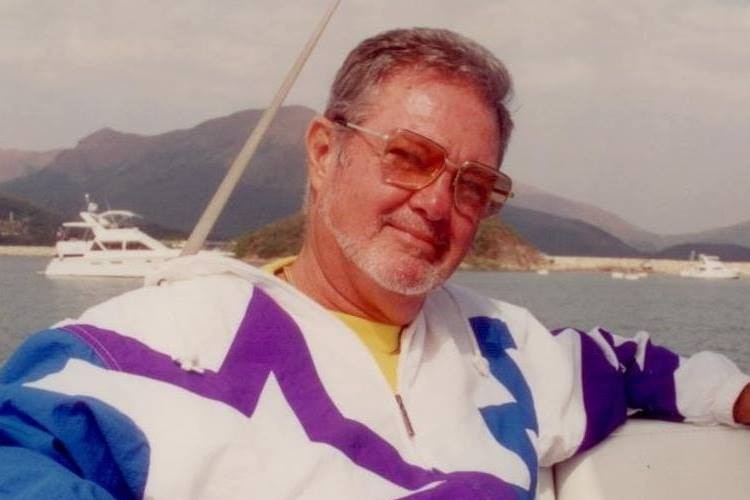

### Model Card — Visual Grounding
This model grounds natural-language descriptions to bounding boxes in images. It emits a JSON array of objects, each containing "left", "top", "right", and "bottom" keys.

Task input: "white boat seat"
[{"left": 549, "top": 419, "right": 750, "bottom": 500}]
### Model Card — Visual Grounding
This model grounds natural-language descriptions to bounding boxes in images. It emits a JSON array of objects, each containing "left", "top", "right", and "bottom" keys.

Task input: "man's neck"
[{"left": 289, "top": 243, "right": 425, "bottom": 326}]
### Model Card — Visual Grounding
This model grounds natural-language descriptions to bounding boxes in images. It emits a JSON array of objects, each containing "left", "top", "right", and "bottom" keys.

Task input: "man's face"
[{"left": 317, "top": 70, "right": 502, "bottom": 296}]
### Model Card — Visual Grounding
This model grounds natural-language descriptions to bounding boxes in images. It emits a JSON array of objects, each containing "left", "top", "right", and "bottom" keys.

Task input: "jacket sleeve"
[
  {"left": 0, "top": 329, "right": 150, "bottom": 500},
  {"left": 519, "top": 312, "right": 750, "bottom": 465}
]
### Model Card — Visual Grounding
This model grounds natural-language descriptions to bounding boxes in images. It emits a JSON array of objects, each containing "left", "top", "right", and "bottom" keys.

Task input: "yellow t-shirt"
[
  {"left": 330, "top": 311, "right": 401, "bottom": 392},
  {"left": 263, "top": 257, "right": 402, "bottom": 392}
]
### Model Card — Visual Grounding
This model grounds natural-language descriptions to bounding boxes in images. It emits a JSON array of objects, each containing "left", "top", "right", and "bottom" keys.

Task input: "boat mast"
[{"left": 181, "top": 0, "right": 342, "bottom": 256}]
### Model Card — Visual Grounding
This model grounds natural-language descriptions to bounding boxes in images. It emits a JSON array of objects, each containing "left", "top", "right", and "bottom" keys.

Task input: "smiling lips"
[{"left": 382, "top": 214, "right": 448, "bottom": 257}]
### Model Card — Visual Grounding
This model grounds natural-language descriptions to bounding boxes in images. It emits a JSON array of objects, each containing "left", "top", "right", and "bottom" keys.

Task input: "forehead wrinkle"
[
  {"left": 431, "top": 111, "right": 499, "bottom": 168},
  {"left": 412, "top": 78, "right": 500, "bottom": 166},
  {"left": 360, "top": 70, "right": 500, "bottom": 166}
]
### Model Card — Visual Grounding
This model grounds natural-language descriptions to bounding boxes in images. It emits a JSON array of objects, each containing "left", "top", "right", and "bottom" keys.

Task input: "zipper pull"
[{"left": 395, "top": 394, "right": 415, "bottom": 437}]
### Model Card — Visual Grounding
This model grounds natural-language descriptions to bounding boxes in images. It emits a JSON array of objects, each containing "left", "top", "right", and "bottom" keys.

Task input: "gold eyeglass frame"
[{"left": 334, "top": 119, "right": 513, "bottom": 218}]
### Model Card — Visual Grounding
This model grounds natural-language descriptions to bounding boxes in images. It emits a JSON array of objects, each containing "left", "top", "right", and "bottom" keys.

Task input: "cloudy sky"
[{"left": 1, "top": 0, "right": 748, "bottom": 234}]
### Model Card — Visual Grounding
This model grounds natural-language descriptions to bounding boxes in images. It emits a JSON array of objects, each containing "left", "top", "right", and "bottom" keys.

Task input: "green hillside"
[
  {"left": 0, "top": 194, "right": 61, "bottom": 245},
  {"left": 500, "top": 205, "right": 644, "bottom": 257},
  {"left": 234, "top": 212, "right": 305, "bottom": 260},
  {"left": 235, "top": 213, "right": 546, "bottom": 270},
  {"left": 464, "top": 216, "right": 547, "bottom": 270}
]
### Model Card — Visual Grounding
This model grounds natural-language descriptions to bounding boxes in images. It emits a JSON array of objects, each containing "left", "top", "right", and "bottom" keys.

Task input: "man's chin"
[
  {"left": 322, "top": 207, "right": 451, "bottom": 295},
  {"left": 364, "top": 255, "right": 449, "bottom": 296}
]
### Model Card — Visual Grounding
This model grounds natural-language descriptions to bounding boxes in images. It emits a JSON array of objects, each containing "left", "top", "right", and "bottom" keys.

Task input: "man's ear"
[{"left": 305, "top": 116, "right": 337, "bottom": 194}]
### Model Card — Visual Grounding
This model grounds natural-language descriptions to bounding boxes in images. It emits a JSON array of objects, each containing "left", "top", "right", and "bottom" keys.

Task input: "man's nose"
[{"left": 407, "top": 170, "right": 454, "bottom": 221}]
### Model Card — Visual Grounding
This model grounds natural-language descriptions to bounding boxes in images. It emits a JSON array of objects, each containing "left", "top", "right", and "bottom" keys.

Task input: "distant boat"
[
  {"left": 611, "top": 271, "right": 647, "bottom": 280},
  {"left": 679, "top": 253, "right": 740, "bottom": 280},
  {"left": 45, "top": 197, "right": 228, "bottom": 277}
]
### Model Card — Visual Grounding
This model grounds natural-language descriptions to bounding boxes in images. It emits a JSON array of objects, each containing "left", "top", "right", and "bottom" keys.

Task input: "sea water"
[
  {"left": 451, "top": 270, "right": 750, "bottom": 372},
  {"left": 1, "top": 256, "right": 748, "bottom": 371},
  {"left": 0, "top": 256, "right": 140, "bottom": 363}
]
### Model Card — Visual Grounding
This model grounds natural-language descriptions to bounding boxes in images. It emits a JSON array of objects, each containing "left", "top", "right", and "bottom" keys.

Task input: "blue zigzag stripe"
[{"left": 470, "top": 316, "right": 538, "bottom": 498}]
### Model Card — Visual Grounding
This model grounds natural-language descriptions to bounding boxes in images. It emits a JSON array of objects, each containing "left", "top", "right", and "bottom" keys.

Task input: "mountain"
[
  {"left": 657, "top": 220, "right": 750, "bottom": 250},
  {"left": 0, "top": 148, "right": 61, "bottom": 183},
  {"left": 653, "top": 243, "right": 750, "bottom": 262},
  {"left": 235, "top": 212, "right": 546, "bottom": 270},
  {"left": 235, "top": 212, "right": 306, "bottom": 260},
  {"left": 3, "top": 105, "right": 745, "bottom": 258},
  {"left": 509, "top": 183, "right": 663, "bottom": 251},
  {"left": 500, "top": 205, "right": 644, "bottom": 257},
  {"left": 509, "top": 183, "right": 750, "bottom": 255},
  {"left": 0, "top": 106, "right": 316, "bottom": 238},
  {"left": 0, "top": 194, "right": 62, "bottom": 245}
]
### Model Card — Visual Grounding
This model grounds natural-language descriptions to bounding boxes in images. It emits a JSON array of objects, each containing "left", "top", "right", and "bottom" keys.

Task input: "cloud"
[{"left": 1, "top": 0, "right": 748, "bottom": 232}]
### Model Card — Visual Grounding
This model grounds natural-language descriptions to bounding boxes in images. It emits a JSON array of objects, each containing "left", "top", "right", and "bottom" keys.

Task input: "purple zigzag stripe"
[
  {"left": 551, "top": 327, "right": 626, "bottom": 452},
  {"left": 597, "top": 329, "right": 682, "bottom": 421},
  {"left": 575, "top": 328, "right": 628, "bottom": 453},
  {"left": 62, "top": 289, "right": 524, "bottom": 498},
  {"left": 552, "top": 327, "right": 682, "bottom": 454}
]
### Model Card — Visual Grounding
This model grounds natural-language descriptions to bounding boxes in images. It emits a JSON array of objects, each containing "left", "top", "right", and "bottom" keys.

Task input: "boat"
[
  {"left": 679, "top": 253, "right": 740, "bottom": 279},
  {"left": 540, "top": 419, "right": 750, "bottom": 500},
  {"left": 45, "top": 197, "right": 228, "bottom": 277},
  {"left": 611, "top": 271, "right": 647, "bottom": 280}
]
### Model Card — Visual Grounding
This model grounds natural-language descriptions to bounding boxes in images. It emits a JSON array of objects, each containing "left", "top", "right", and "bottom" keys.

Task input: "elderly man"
[{"left": 1, "top": 28, "right": 748, "bottom": 500}]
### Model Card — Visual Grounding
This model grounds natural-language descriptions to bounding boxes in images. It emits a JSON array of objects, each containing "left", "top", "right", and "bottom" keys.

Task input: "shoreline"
[
  {"left": 543, "top": 256, "right": 750, "bottom": 277},
  {"left": 0, "top": 245, "right": 55, "bottom": 256},
  {"left": 2, "top": 246, "right": 749, "bottom": 277},
  {"left": 460, "top": 255, "right": 750, "bottom": 276}
]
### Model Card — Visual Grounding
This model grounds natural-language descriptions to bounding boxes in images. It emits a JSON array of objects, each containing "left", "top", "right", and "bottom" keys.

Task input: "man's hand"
[{"left": 734, "top": 383, "right": 750, "bottom": 425}]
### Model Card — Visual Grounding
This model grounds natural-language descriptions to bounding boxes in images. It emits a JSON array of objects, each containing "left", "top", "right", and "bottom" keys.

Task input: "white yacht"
[
  {"left": 679, "top": 253, "right": 741, "bottom": 280},
  {"left": 45, "top": 198, "right": 227, "bottom": 277},
  {"left": 611, "top": 271, "right": 648, "bottom": 280}
]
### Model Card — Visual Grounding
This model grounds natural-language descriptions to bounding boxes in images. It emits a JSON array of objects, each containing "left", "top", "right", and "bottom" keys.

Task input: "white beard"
[{"left": 319, "top": 185, "right": 449, "bottom": 296}]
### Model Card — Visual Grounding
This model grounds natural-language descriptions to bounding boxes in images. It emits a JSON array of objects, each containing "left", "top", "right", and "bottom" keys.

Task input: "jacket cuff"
[{"left": 714, "top": 373, "right": 750, "bottom": 427}]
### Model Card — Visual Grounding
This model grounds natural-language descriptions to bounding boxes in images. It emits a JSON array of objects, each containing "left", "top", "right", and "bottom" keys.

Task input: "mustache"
[{"left": 381, "top": 212, "right": 450, "bottom": 249}]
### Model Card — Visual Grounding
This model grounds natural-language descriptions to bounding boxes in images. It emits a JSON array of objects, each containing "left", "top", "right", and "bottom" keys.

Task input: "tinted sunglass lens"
[
  {"left": 485, "top": 173, "right": 512, "bottom": 216},
  {"left": 381, "top": 131, "right": 444, "bottom": 189},
  {"left": 455, "top": 166, "right": 497, "bottom": 217},
  {"left": 365, "top": 124, "right": 513, "bottom": 218}
]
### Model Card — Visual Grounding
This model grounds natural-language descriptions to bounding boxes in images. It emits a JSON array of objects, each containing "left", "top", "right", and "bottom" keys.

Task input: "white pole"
[{"left": 181, "top": 0, "right": 342, "bottom": 256}]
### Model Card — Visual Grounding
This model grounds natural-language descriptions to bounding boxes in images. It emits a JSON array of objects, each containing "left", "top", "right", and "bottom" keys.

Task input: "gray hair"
[{"left": 324, "top": 27, "right": 515, "bottom": 160}]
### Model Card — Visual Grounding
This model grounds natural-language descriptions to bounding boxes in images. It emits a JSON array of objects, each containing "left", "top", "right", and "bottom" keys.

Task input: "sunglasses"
[{"left": 334, "top": 119, "right": 513, "bottom": 219}]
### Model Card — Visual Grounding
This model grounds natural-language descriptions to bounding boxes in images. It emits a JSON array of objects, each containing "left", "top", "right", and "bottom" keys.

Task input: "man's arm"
[
  {"left": 0, "top": 448, "right": 118, "bottom": 500},
  {"left": 734, "top": 383, "right": 750, "bottom": 424},
  {"left": 444, "top": 287, "right": 750, "bottom": 466},
  {"left": 0, "top": 329, "right": 150, "bottom": 499},
  {"left": 531, "top": 322, "right": 749, "bottom": 465}
]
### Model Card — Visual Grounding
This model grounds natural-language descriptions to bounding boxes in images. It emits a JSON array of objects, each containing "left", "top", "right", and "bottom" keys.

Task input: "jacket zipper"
[{"left": 395, "top": 393, "right": 415, "bottom": 437}]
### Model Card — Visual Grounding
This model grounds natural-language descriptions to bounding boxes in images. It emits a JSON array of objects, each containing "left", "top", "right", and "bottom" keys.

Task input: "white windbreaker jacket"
[{"left": 1, "top": 255, "right": 747, "bottom": 500}]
